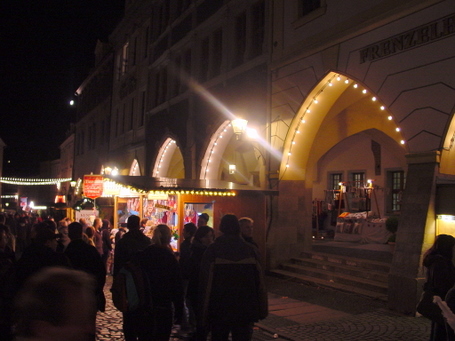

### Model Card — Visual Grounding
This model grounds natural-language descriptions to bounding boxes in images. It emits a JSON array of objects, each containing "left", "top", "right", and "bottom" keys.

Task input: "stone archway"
[
  {"left": 200, "top": 120, "right": 264, "bottom": 187},
  {"left": 269, "top": 72, "right": 408, "bottom": 266},
  {"left": 152, "top": 137, "right": 185, "bottom": 179}
]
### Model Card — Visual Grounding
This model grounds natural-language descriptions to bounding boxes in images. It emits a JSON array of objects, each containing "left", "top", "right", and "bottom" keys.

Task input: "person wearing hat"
[
  {"left": 197, "top": 213, "right": 210, "bottom": 228},
  {"left": 14, "top": 222, "right": 70, "bottom": 293}
]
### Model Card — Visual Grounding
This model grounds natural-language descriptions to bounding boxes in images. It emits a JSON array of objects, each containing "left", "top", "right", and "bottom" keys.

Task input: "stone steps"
[{"left": 270, "top": 251, "right": 391, "bottom": 301}]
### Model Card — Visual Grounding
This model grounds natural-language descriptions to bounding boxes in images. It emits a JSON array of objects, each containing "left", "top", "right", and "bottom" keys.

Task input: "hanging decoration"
[{"left": 0, "top": 177, "right": 72, "bottom": 185}]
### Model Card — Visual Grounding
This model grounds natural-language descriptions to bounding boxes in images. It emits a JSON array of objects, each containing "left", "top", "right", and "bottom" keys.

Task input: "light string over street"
[{"left": 0, "top": 177, "right": 73, "bottom": 185}]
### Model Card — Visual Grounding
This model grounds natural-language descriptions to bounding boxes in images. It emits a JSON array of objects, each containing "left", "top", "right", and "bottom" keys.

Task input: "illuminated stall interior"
[{"left": 101, "top": 176, "right": 271, "bottom": 258}]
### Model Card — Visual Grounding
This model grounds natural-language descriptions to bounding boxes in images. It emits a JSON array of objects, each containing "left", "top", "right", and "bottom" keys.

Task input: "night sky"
[{"left": 0, "top": 0, "right": 123, "bottom": 177}]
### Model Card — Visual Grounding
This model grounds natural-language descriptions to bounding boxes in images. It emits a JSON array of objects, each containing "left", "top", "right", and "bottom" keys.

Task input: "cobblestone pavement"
[{"left": 96, "top": 275, "right": 432, "bottom": 341}]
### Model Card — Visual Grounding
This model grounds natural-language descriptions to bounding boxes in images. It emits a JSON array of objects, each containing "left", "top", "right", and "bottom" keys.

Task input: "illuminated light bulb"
[
  {"left": 219, "top": 135, "right": 223, "bottom": 138},
  {"left": 214, "top": 142, "right": 217, "bottom": 145},
  {"left": 314, "top": 99, "right": 318, "bottom": 104},
  {"left": 345, "top": 79, "right": 349, "bottom": 84},
  {"left": 400, "top": 140, "right": 405, "bottom": 145},
  {"left": 372, "top": 97, "right": 377, "bottom": 101},
  {"left": 288, "top": 152, "right": 291, "bottom": 156},
  {"left": 388, "top": 116, "right": 393, "bottom": 120},
  {"left": 301, "top": 119, "right": 306, "bottom": 123},
  {"left": 286, "top": 164, "right": 289, "bottom": 168},
  {"left": 292, "top": 141, "right": 296, "bottom": 144},
  {"left": 306, "top": 109, "right": 311, "bottom": 113},
  {"left": 362, "top": 89, "right": 367, "bottom": 94},
  {"left": 380, "top": 106, "right": 385, "bottom": 110},
  {"left": 296, "top": 130, "right": 300, "bottom": 134},
  {"left": 396, "top": 127, "right": 401, "bottom": 132},
  {"left": 336, "top": 76, "right": 341, "bottom": 81},
  {"left": 354, "top": 84, "right": 358, "bottom": 88},
  {"left": 328, "top": 82, "right": 333, "bottom": 87}
]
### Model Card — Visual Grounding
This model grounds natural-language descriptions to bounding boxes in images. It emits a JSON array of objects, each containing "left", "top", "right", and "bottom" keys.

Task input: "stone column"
[
  {"left": 388, "top": 151, "right": 440, "bottom": 315},
  {"left": 267, "top": 179, "right": 312, "bottom": 268}
]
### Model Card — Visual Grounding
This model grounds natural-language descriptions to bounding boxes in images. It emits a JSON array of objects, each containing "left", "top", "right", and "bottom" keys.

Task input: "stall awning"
[{"left": 103, "top": 176, "right": 278, "bottom": 196}]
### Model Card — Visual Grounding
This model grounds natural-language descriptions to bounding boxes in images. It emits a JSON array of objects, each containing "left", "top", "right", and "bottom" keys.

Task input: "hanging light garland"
[
  {"left": 103, "top": 178, "right": 236, "bottom": 197},
  {"left": 202, "top": 121, "right": 232, "bottom": 179},
  {"left": 283, "top": 74, "right": 405, "bottom": 171},
  {"left": 0, "top": 177, "right": 73, "bottom": 185},
  {"left": 154, "top": 139, "right": 176, "bottom": 177}
]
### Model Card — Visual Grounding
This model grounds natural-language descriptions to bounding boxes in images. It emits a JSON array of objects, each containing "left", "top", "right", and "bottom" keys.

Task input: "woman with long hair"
[{"left": 423, "top": 234, "right": 455, "bottom": 340}]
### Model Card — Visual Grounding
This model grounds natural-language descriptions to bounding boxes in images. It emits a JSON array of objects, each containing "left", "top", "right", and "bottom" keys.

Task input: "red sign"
[{"left": 83, "top": 175, "right": 104, "bottom": 199}]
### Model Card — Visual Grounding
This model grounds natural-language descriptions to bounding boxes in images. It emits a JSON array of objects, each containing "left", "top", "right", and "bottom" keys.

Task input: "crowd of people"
[{"left": 0, "top": 211, "right": 267, "bottom": 341}]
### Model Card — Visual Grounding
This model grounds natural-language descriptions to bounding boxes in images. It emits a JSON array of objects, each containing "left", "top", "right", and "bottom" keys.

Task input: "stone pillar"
[
  {"left": 267, "top": 179, "right": 312, "bottom": 268},
  {"left": 388, "top": 151, "right": 440, "bottom": 315}
]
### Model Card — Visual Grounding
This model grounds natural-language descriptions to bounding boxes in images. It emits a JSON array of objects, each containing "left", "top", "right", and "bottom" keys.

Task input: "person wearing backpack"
[{"left": 113, "top": 215, "right": 151, "bottom": 341}]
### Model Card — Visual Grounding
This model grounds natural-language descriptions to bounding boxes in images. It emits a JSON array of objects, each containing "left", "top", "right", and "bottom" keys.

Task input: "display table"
[{"left": 334, "top": 213, "right": 391, "bottom": 244}]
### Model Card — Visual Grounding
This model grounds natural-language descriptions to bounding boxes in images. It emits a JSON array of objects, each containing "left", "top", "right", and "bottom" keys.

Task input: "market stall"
[{"left": 100, "top": 176, "right": 276, "bottom": 259}]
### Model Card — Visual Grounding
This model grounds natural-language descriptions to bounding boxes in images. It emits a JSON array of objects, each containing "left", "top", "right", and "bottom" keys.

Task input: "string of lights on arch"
[
  {"left": 0, "top": 177, "right": 72, "bottom": 186},
  {"left": 282, "top": 74, "right": 405, "bottom": 171},
  {"left": 202, "top": 121, "right": 232, "bottom": 180},
  {"left": 154, "top": 138, "right": 176, "bottom": 177}
]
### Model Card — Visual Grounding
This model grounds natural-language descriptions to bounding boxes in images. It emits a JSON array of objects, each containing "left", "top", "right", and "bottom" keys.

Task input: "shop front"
[{"left": 102, "top": 176, "right": 275, "bottom": 260}]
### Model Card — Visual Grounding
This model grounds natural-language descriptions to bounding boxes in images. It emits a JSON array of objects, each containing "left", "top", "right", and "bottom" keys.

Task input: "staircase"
[{"left": 270, "top": 249, "right": 391, "bottom": 301}]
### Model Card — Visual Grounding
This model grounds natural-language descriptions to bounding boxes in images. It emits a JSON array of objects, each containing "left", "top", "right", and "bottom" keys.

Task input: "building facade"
[{"left": 70, "top": 0, "right": 455, "bottom": 313}]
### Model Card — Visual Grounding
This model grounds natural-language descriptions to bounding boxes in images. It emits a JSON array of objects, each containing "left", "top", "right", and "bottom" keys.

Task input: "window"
[
  {"left": 172, "top": 55, "right": 181, "bottom": 96},
  {"left": 233, "top": 12, "right": 247, "bottom": 67},
  {"left": 211, "top": 29, "right": 222, "bottom": 77},
  {"left": 250, "top": 1, "right": 265, "bottom": 59},
  {"left": 122, "top": 103, "right": 126, "bottom": 134},
  {"left": 330, "top": 173, "right": 342, "bottom": 190},
  {"left": 182, "top": 49, "right": 191, "bottom": 92},
  {"left": 388, "top": 170, "right": 405, "bottom": 212},
  {"left": 200, "top": 37, "right": 209, "bottom": 82},
  {"left": 351, "top": 172, "right": 365, "bottom": 189},
  {"left": 132, "top": 37, "right": 137, "bottom": 66},
  {"left": 144, "top": 26, "right": 149, "bottom": 59},
  {"left": 299, "top": 0, "right": 321, "bottom": 16},
  {"left": 121, "top": 42, "right": 129, "bottom": 75},
  {"left": 139, "top": 91, "right": 146, "bottom": 127},
  {"left": 115, "top": 109, "right": 119, "bottom": 137},
  {"left": 129, "top": 97, "right": 135, "bottom": 130}
]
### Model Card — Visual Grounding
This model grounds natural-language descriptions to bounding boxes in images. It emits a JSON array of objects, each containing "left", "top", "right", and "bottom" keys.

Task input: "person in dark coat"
[
  {"left": 93, "top": 218, "right": 104, "bottom": 256},
  {"left": 422, "top": 234, "right": 455, "bottom": 341},
  {"left": 100, "top": 219, "right": 113, "bottom": 269},
  {"left": 65, "top": 222, "right": 107, "bottom": 313},
  {"left": 14, "top": 222, "right": 70, "bottom": 292},
  {"left": 179, "top": 222, "right": 198, "bottom": 279},
  {"left": 133, "top": 224, "right": 184, "bottom": 341},
  {"left": 113, "top": 215, "right": 151, "bottom": 341},
  {"left": 186, "top": 225, "right": 214, "bottom": 339},
  {"left": 199, "top": 214, "right": 268, "bottom": 341}
]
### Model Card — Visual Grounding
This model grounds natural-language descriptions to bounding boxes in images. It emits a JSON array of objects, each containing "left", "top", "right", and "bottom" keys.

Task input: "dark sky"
[{"left": 0, "top": 0, "right": 123, "bottom": 177}]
